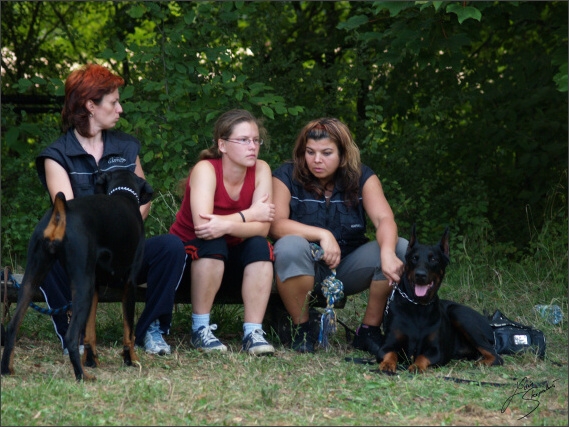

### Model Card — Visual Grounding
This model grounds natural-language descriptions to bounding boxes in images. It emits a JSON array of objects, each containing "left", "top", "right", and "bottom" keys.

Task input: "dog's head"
[
  {"left": 95, "top": 170, "right": 154, "bottom": 206},
  {"left": 401, "top": 224, "right": 450, "bottom": 305}
]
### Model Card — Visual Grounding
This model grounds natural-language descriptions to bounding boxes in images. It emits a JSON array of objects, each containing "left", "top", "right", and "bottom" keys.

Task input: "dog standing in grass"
[
  {"left": 1, "top": 169, "right": 153, "bottom": 381},
  {"left": 377, "top": 225, "right": 504, "bottom": 373}
]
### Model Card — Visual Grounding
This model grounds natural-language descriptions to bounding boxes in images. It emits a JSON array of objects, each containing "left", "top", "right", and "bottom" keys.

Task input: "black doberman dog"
[
  {"left": 377, "top": 225, "right": 503, "bottom": 373},
  {"left": 1, "top": 169, "right": 153, "bottom": 381}
]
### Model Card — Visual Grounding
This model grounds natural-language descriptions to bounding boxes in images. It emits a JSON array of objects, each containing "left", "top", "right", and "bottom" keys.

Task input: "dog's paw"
[
  {"left": 408, "top": 364, "right": 427, "bottom": 374},
  {"left": 378, "top": 351, "right": 399, "bottom": 373},
  {"left": 409, "top": 355, "right": 430, "bottom": 373},
  {"left": 82, "top": 372, "right": 97, "bottom": 382},
  {"left": 0, "top": 366, "right": 15, "bottom": 376},
  {"left": 83, "top": 348, "right": 99, "bottom": 368},
  {"left": 378, "top": 361, "right": 397, "bottom": 373}
]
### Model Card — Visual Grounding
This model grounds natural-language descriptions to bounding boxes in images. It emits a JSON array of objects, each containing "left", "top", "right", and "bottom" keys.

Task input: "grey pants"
[{"left": 273, "top": 235, "right": 409, "bottom": 296}]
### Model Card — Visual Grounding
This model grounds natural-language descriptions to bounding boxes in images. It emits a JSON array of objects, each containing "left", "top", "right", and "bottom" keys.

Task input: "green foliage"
[{"left": 1, "top": 1, "right": 567, "bottom": 268}]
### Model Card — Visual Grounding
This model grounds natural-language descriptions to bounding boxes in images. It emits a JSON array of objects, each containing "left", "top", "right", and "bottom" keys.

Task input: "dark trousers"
[
  {"left": 39, "top": 234, "right": 187, "bottom": 349},
  {"left": 180, "top": 236, "right": 274, "bottom": 301}
]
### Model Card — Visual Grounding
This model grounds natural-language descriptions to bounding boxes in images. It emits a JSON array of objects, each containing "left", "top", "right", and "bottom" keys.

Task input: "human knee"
[
  {"left": 274, "top": 235, "right": 309, "bottom": 264},
  {"left": 396, "top": 237, "right": 409, "bottom": 261},
  {"left": 159, "top": 234, "right": 185, "bottom": 256},
  {"left": 241, "top": 236, "right": 274, "bottom": 263}
]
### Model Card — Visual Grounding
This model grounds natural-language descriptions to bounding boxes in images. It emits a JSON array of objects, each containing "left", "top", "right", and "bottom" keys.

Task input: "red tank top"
[{"left": 169, "top": 158, "right": 256, "bottom": 246}]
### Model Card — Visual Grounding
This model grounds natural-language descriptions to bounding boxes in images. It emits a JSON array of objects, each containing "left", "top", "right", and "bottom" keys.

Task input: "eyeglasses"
[{"left": 223, "top": 138, "right": 264, "bottom": 146}]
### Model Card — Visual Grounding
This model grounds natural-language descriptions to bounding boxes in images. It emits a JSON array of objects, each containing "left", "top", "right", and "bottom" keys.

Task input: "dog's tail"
[{"left": 42, "top": 192, "right": 67, "bottom": 253}]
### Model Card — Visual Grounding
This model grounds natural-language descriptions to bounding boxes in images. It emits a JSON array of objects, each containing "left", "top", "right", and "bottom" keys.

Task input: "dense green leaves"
[{"left": 1, "top": 1, "right": 567, "bottom": 267}]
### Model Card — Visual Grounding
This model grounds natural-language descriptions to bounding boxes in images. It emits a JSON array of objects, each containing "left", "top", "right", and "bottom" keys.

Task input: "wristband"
[{"left": 238, "top": 211, "right": 246, "bottom": 222}]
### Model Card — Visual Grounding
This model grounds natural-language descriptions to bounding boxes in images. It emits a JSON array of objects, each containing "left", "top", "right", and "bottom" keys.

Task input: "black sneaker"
[
  {"left": 291, "top": 321, "right": 315, "bottom": 353},
  {"left": 352, "top": 324, "right": 384, "bottom": 356}
]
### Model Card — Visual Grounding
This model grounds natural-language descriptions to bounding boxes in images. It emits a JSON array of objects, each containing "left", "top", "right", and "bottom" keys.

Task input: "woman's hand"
[
  {"left": 319, "top": 231, "right": 342, "bottom": 269},
  {"left": 246, "top": 193, "right": 275, "bottom": 222},
  {"left": 381, "top": 250, "right": 404, "bottom": 286},
  {"left": 194, "top": 214, "right": 229, "bottom": 240}
]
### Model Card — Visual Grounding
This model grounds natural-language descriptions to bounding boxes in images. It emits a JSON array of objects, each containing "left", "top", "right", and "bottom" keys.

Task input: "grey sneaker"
[
  {"left": 191, "top": 324, "right": 227, "bottom": 352},
  {"left": 242, "top": 329, "right": 275, "bottom": 356},
  {"left": 144, "top": 320, "right": 171, "bottom": 355},
  {"left": 63, "top": 345, "right": 84, "bottom": 356}
]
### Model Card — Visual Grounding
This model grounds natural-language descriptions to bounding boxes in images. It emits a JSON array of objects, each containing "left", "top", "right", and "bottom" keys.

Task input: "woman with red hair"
[{"left": 36, "top": 63, "right": 186, "bottom": 356}]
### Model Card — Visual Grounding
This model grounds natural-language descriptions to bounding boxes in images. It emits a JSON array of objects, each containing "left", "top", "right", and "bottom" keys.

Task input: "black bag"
[{"left": 488, "top": 310, "right": 546, "bottom": 358}]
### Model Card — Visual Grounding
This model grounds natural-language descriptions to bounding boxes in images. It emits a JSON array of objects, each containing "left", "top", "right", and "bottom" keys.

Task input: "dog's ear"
[
  {"left": 136, "top": 175, "right": 154, "bottom": 205},
  {"left": 408, "top": 223, "right": 417, "bottom": 248},
  {"left": 440, "top": 226, "right": 450, "bottom": 262}
]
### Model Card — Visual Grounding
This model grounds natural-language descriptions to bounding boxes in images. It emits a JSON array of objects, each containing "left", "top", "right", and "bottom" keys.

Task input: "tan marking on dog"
[
  {"left": 379, "top": 351, "right": 398, "bottom": 373},
  {"left": 409, "top": 354, "right": 431, "bottom": 373},
  {"left": 476, "top": 347, "right": 499, "bottom": 366},
  {"left": 43, "top": 197, "right": 67, "bottom": 242}
]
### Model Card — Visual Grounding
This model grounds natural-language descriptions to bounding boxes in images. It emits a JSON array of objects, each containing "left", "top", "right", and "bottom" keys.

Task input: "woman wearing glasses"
[
  {"left": 270, "top": 117, "right": 408, "bottom": 354},
  {"left": 170, "top": 109, "right": 276, "bottom": 355}
]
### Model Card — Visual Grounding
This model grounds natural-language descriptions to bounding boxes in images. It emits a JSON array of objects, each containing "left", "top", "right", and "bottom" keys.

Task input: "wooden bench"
[
  {"left": 1, "top": 270, "right": 347, "bottom": 345},
  {"left": 1, "top": 273, "right": 345, "bottom": 308}
]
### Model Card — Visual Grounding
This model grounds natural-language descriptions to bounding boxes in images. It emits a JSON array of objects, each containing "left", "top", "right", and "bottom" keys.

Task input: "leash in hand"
[{"left": 309, "top": 243, "right": 344, "bottom": 348}]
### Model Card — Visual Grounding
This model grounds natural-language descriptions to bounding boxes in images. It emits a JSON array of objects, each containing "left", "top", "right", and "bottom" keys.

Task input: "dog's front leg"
[
  {"left": 378, "top": 351, "right": 399, "bottom": 373},
  {"left": 83, "top": 291, "right": 100, "bottom": 368},
  {"left": 476, "top": 347, "right": 504, "bottom": 367},
  {"left": 408, "top": 354, "right": 432, "bottom": 373}
]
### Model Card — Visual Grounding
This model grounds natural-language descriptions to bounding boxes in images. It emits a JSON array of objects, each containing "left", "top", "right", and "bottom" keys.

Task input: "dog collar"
[
  {"left": 384, "top": 284, "right": 435, "bottom": 316},
  {"left": 108, "top": 186, "right": 139, "bottom": 204},
  {"left": 395, "top": 285, "right": 420, "bottom": 304}
]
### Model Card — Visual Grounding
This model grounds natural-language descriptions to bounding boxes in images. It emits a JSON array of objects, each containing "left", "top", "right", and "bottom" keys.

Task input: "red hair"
[{"left": 61, "top": 63, "right": 124, "bottom": 136}]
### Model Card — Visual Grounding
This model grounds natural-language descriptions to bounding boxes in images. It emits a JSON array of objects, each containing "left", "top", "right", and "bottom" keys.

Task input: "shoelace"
[
  {"left": 148, "top": 321, "right": 162, "bottom": 337},
  {"left": 199, "top": 324, "right": 221, "bottom": 345},
  {"left": 147, "top": 322, "right": 169, "bottom": 348},
  {"left": 248, "top": 329, "right": 267, "bottom": 343}
]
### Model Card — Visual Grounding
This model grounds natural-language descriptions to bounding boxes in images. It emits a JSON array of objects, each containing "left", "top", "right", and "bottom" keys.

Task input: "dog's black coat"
[
  {"left": 377, "top": 225, "right": 503, "bottom": 373},
  {"left": 1, "top": 170, "right": 153, "bottom": 381}
]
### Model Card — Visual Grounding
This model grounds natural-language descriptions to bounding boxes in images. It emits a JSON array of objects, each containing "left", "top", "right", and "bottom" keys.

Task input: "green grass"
[{"left": 2, "top": 236, "right": 567, "bottom": 426}]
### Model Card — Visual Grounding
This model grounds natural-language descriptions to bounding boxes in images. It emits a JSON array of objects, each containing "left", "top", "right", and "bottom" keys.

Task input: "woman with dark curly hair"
[{"left": 270, "top": 117, "right": 408, "bottom": 353}]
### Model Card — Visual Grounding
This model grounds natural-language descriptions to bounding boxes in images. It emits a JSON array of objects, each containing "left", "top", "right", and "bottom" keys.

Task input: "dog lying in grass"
[{"left": 377, "top": 225, "right": 504, "bottom": 373}]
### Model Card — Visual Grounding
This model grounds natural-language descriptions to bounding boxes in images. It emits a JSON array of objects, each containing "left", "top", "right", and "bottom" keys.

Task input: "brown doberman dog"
[
  {"left": 1, "top": 169, "right": 153, "bottom": 381},
  {"left": 377, "top": 225, "right": 504, "bottom": 373}
]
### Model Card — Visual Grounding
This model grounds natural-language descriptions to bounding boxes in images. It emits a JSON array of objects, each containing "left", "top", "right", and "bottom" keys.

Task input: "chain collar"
[
  {"left": 108, "top": 186, "right": 139, "bottom": 204},
  {"left": 384, "top": 282, "right": 435, "bottom": 316}
]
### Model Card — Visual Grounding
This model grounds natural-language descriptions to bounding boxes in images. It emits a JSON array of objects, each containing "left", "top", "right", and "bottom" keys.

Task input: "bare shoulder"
[
  {"left": 189, "top": 160, "right": 217, "bottom": 189},
  {"left": 255, "top": 159, "right": 271, "bottom": 170},
  {"left": 191, "top": 159, "right": 215, "bottom": 176},
  {"left": 255, "top": 159, "right": 273, "bottom": 176}
]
